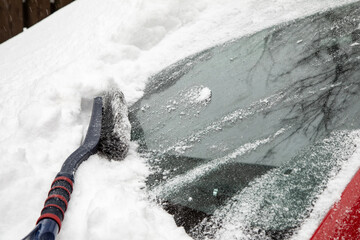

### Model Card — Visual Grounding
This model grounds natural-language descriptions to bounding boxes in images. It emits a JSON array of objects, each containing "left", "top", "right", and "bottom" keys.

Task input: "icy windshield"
[{"left": 130, "top": 2, "right": 360, "bottom": 239}]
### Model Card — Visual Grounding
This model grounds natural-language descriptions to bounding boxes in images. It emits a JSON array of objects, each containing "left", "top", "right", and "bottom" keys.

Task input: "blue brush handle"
[
  {"left": 23, "top": 219, "right": 59, "bottom": 240},
  {"left": 23, "top": 97, "right": 103, "bottom": 240}
]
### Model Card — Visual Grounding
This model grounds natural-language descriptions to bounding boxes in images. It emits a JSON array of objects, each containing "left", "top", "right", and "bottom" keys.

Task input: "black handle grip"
[{"left": 36, "top": 173, "right": 74, "bottom": 231}]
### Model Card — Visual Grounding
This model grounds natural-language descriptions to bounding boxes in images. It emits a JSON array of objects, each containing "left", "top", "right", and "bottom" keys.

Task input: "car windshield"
[{"left": 130, "top": 2, "right": 360, "bottom": 239}]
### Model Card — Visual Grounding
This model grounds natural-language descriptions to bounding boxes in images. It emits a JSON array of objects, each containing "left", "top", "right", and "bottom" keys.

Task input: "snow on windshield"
[{"left": 131, "top": 1, "right": 360, "bottom": 239}]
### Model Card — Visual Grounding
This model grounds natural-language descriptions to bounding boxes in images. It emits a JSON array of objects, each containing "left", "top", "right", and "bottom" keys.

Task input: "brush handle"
[
  {"left": 36, "top": 172, "right": 74, "bottom": 232},
  {"left": 23, "top": 97, "right": 103, "bottom": 240}
]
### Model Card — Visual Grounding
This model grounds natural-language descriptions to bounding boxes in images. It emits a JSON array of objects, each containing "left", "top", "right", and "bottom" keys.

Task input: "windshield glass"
[{"left": 130, "top": 2, "right": 360, "bottom": 239}]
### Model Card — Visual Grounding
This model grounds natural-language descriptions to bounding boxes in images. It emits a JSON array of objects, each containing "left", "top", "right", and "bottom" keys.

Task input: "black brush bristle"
[{"left": 98, "top": 91, "right": 131, "bottom": 161}]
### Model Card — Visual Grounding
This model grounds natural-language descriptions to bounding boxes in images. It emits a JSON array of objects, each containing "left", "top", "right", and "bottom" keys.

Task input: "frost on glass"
[
  {"left": 192, "top": 131, "right": 359, "bottom": 240},
  {"left": 130, "top": 2, "right": 360, "bottom": 239}
]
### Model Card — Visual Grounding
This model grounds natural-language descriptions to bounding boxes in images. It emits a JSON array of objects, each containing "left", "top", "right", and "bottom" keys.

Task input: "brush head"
[{"left": 98, "top": 90, "right": 131, "bottom": 161}]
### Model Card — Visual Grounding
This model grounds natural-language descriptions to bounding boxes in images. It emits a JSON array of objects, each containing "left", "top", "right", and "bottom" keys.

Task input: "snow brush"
[{"left": 23, "top": 91, "right": 131, "bottom": 240}]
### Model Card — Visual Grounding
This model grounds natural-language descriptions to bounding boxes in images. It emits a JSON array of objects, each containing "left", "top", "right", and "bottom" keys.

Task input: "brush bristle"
[{"left": 98, "top": 90, "right": 131, "bottom": 161}]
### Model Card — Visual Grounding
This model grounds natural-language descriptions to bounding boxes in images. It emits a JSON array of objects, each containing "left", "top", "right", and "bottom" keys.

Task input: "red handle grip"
[{"left": 36, "top": 174, "right": 74, "bottom": 231}]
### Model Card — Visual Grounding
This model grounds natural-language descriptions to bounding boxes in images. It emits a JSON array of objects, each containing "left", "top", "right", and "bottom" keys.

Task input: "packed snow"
[
  {"left": 0, "top": 0, "right": 359, "bottom": 239},
  {"left": 196, "top": 87, "right": 211, "bottom": 103}
]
